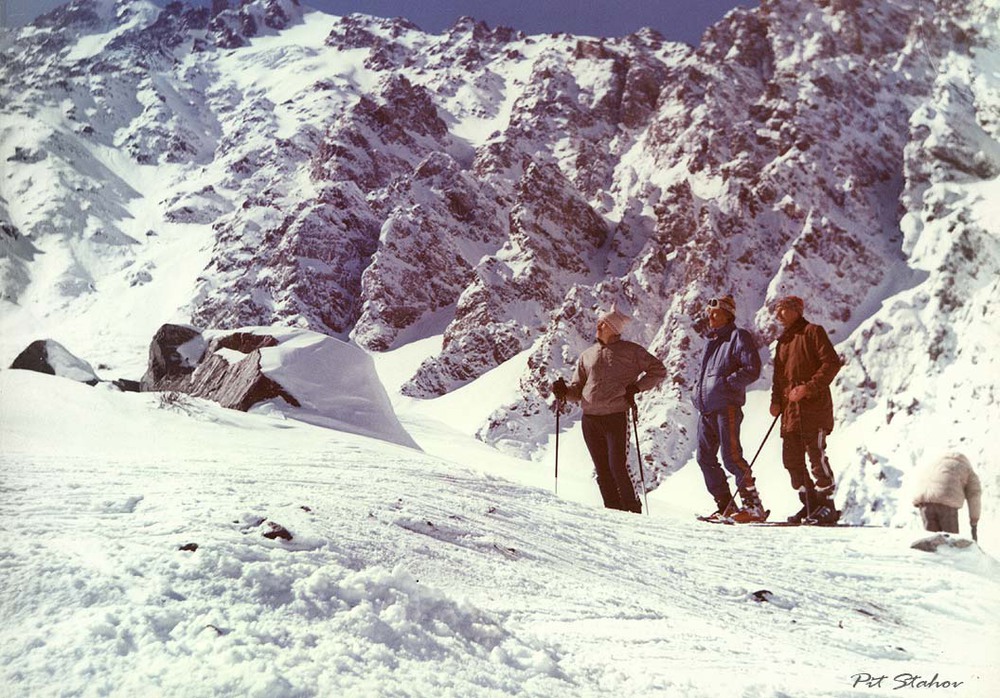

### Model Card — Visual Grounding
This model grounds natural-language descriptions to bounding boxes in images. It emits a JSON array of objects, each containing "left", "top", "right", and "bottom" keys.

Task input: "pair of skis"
[{"left": 697, "top": 514, "right": 852, "bottom": 527}]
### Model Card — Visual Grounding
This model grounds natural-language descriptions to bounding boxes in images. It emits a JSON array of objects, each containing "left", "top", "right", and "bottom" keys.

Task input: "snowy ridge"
[{"left": 0, "top": 0, "right": 998, "bottom": 529}]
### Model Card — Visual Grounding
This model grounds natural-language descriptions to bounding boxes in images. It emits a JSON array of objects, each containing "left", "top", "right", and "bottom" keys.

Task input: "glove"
[
  {"left": 769, "top": 403, "right": 782, "bottom": 417},
  {"left": 972, "top": 523, "right": 978, "bottom": 542},
  {"left": 552, "top": 378, "right": 568, "bottom": 401},
  {"left": 625, "top": 383, "right": 639, "bottom": 407}
]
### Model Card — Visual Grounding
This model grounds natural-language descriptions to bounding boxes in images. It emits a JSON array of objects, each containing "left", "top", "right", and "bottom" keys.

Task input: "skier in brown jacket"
[
  {"left": 553, "top": 307, "right": 666, "bottom": 513},
  {"left": 769, "top": 296, "right": 843, "bottom": 524}
]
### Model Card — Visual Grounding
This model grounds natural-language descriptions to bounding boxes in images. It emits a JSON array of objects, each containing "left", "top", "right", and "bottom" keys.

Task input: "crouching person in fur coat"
[{"left": 913, "top": 452, "right": 982, "bottom": 542}]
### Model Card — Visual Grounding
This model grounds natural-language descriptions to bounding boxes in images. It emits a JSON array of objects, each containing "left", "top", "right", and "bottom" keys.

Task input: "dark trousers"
[
  {"left": 696, "top": 405, "right": 755, "bottom": 504},
  {"left": 582, "top": 412, "right": 640, "bottom": 513},
  {"left": 782, "top": 427, "right": 835, "bottom": 497},
  {"left": 919, "top": 503, "right": 959, "bottom": 534}
]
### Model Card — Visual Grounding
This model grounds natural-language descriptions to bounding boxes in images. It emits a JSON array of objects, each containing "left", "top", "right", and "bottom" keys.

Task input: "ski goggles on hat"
[{"left": 706, "top": 297, "right": 736, "bottom": 315}]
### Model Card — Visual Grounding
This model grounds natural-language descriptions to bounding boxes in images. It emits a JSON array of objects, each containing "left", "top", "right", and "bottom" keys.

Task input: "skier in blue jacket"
[{"left": 693, "top": 295, "right": 766, "bottom": 522}]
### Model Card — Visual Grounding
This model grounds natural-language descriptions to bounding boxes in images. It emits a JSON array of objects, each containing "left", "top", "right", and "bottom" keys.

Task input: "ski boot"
[
  {"left": 698, "top": 495, "right": 737, "bottom": 523},
  {"left": 730, "top": 486, "right": 769, "bottom": 523},
  {"left": 804, "top": 497, "right": 840, "bottom": 525},
  {"left": 788, "top": 487, "right": 820, "bottom": 524}
]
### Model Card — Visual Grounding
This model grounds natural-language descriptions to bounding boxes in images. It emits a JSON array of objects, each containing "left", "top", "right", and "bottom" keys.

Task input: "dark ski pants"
[
  {"left": 696, "top": 405, "right": 755, "bottom": 504},
  {"left": 581, "top": 412, "right": 640, "bottom": 513},
  {"left": 782, "top": 427, "right": 835, "bottom": 498},
  {"left": 918, "top": 503, "right": 959, "bottom": 534}
]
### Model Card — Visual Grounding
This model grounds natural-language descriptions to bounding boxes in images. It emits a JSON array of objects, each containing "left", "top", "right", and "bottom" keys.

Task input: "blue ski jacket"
[{"left": 693, "top": 322, "right": 761, "bottom": 414}]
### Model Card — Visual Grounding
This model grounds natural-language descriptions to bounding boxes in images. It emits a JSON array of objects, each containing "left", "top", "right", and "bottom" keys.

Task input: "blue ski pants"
[{"left": 696, "top": 405, "right": 756, "bottom": 504}]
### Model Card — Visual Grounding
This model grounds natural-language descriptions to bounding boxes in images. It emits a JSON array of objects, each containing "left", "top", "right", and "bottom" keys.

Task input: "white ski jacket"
[{"left": 912, "top": 453, "right": 982, "bottom": 524}]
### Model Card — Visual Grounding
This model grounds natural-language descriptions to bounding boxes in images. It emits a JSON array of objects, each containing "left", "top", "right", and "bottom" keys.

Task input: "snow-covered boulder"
[
  {"left": 243, "top": 327, "right": 419, "bottom": 449},
  {"left": 9, "top": 339, "right": 100, "bottom": 385},
  {"left": 141, "top": 324, "right": 419, "bottom": 449}
]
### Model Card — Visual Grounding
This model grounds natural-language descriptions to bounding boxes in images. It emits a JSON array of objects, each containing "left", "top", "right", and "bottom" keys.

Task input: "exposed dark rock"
[
  {"left": 11, "top": 341, "right": 58, "bottom": 376},
  {"left": 10, "top": 339, "right": 100, "bottom": 385},
  {"left": 113, "top": 378, "right": 142, "bottom": 392},
  {"left": 186, "top": 347, "right": 300, "bottom": 411},
  {"left": 7, "top": 147, "right": 46, "bottom": 163},
  {"left": 262, "top": 521, "right": 293, "bottom": 540},
  {"left": 212, "top": 332, "right": 280, "bottom": 354},
  {"left": 140, "top": 324, "right": 204, "bottom": 391},
  {"left": 140, "top": 324, "right": 300, "bottom": 411}
]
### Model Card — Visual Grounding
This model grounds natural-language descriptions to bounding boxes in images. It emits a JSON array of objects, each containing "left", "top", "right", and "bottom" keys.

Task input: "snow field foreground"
[{"left": 1, "top": 370, "right": 999, "bottom": 698}]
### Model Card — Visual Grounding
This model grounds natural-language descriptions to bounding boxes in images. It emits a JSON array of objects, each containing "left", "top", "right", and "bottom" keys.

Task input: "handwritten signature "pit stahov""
[{"left": 852, "top": 673, "right": 965, "bottom": 690}]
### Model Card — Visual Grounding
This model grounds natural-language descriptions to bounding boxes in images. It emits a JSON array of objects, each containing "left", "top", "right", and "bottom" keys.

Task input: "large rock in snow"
[
  {"left": 141, "top": 323, "right": 206, "bottom": 391},
  {"left": 9, "top": 339, "right": 100, "bottom": 385},
  {"left": 141, "top": 325, "right": 418, "bottom": 449},
  {"left": 187, "top": 332, "right": 301, "bottom": 411},
  {"left": 10, "top": 339, "right": 101, "bottom": 385}
]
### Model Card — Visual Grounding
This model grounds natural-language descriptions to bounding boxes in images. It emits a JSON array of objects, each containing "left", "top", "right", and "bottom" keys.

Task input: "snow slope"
[{"left": 1, "top": 368, "right": 998, "bottom": 698}]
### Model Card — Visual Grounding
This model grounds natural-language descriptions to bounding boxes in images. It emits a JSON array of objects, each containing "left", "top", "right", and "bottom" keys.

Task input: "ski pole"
[
  {"left": 554, "top": 399, "right": 562, "bottom": 494},
  {"left": 629, "top": 397, "right": 649, "bottom": 515},
  {"left": 748, "top": 412, "right": 780, "bottom": 470},
  {"left": 719, "top": 411, "right": 781, "bottom": 517}
]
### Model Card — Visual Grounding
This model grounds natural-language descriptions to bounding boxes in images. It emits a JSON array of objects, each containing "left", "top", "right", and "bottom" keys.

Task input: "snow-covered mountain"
[{"left": 1, "top": 0, "right": 998, "bottom": 526}]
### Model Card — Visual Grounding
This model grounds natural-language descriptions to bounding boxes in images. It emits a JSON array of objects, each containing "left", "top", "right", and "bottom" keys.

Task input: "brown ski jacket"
[{"left": 770, "top": 317, "right": 841, "bottom": 435}]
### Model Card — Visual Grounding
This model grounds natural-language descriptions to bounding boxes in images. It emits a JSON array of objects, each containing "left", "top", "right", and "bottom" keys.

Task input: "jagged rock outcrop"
[
  {"left": 137, "top": 325, "right": 417, "bottom": 448},
  {"left": 141, "top": 323, "right": 205, "bottom": 392},
  {"left": 353, "top": 152, "right": 508, "bottom": 351},
  {"left": 401, "top": 160, "right": 609, "bottom": 397},
  {"left": 140, "top": 324, "right": 298, "bottom": 409},
  {"left": 186, "top": 334, "right": 301, "bottom": 412},
  {"left": 0, "top": 205, "right": 40, "bottom": 302}
]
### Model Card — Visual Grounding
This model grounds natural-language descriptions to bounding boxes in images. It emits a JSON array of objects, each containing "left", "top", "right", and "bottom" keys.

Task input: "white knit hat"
[{"left": 598, "top": 306, "right": 632, "bottom": 335}]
